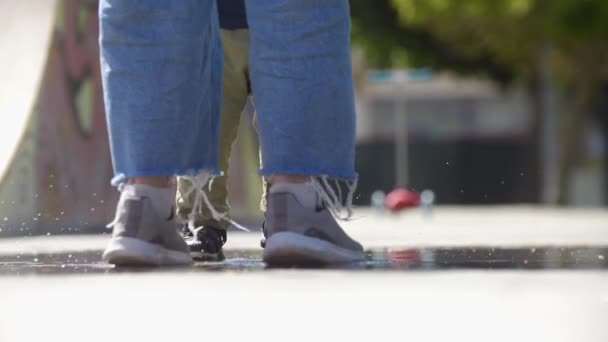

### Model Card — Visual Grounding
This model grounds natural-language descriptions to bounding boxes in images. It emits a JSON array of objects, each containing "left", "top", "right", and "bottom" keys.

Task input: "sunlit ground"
[{"left": 0, "top": 207, "right": 606, "bottom": 341}]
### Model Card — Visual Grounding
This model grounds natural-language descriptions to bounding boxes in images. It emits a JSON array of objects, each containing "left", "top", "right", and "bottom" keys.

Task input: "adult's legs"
[
  {"left": 99, "top": 0, "right": 362, "bottom": 266},
  {"left": 246, "top": 0, "right": 363, "bottom": 264},
  {"left": 99, "top": 0, "right": 223, "bottom": 266},
  {"left": 100, "top": 1, "right": 223, "bottom": 182},
  {"left": 246, "top": 0, "right": 357, "bottom": 180}
]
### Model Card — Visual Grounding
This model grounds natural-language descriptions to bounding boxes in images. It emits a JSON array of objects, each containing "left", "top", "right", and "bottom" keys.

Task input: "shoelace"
[
  {"left": 311, "top": 176, "right": 357, "bottom": 221},
  {"left": 179, "top": 224, "right": 193, "bottom": 238},
  {"left": 106, "top": 175, "right": 357, "bottom": 230},
  {"left": 181, "top": 172, "right": 251, "bottom": 236},
  {"left": 106, "top": 177, "right": 252, "bottom": 233}
]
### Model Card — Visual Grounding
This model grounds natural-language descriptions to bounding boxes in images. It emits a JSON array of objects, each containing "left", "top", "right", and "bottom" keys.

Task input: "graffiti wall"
[
  {"left": 0, "top": 0, "right": 264, "bottom": 236},
  {"left": 0, "top": 0, "right": 116, "bottom": 236},
  {"left": 35, "top": 0, "right": 116, "bottom": 234}
]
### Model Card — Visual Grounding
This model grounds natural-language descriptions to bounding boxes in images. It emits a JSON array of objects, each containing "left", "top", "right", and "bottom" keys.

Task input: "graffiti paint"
[
  {"left": 0, "top": 0, "right": 264, "bottom": 236},
  {"left": 35, "top": 0, "right": 116, "bottom": 233}
]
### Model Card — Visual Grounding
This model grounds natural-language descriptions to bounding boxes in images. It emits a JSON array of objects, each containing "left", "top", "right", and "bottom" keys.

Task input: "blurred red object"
[
  {"left": 385, "top": 188, "right": 420, "bottom": 212},
  {"left": 387, "top": 249, "right": 421, "bottom": 267}
]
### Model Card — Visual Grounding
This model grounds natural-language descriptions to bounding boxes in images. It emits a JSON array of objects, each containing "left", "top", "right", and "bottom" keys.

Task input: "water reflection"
[{"left": 0, "top": 246, "right": 606, "bottom": 275}]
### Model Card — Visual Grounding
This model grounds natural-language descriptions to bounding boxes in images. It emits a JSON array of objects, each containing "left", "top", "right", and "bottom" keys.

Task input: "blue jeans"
[{"left": 100, "top": 0, "right": 357, "bottom": 185}]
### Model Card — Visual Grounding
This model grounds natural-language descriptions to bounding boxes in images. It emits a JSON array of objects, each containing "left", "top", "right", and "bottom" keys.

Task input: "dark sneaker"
[
  {"left": 180, "top": 225, "right": 227, "bottom": 262},
  {"left": 103, "top": 190, "right": 192, "bottom": 267},
  {"left": 263, "top": 191, "right": 364, "bottom": 266}
]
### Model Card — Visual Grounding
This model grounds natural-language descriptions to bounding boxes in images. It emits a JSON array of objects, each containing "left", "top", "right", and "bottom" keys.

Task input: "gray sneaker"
[
  {"left": 263, "top": 191, "right": 364, "bottom": 266},
  {"left": 103, "top": 194, "right": 193, "bottom": 267}
]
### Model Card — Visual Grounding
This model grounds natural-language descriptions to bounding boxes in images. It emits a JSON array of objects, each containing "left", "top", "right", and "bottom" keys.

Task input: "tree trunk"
[
  {"left": 526, "top": 72, "right": 543, "bottom": 203},
  {"left": 555, "top": 80, "right": 596, "bottom": 205},
  {"left": 596, "top": 83, "right": 608, "bottom": 205}
]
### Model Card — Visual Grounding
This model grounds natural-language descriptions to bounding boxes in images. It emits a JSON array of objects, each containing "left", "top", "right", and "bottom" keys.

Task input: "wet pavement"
[
  {"left": 0, "top": 208, "right": 606, "bottom": 342},
  {"left": 0, "top": 246, "right": 606, "bottom": 275}
]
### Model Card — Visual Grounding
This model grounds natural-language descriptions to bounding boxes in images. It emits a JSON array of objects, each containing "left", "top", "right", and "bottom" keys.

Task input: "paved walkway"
[
  {"left": 0, "top": 206, "right": 606, "bottom": 342},
  {"left": 0, "top": 271, "right": 606, "bottom": 341}
]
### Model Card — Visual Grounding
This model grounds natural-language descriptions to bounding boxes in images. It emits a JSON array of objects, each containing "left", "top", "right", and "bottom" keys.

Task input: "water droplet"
[
  {"left": 61, "top": 264, "right": 66, "bottom": 269},
  {"left": 445, "top": 162, "right": 450, "bottom": 165},
  {"left": 68, "top": 254, "right": 73, "bottom": 258},
  {"left": 33, "top": 258, "right": 38, "bottom": 262}
]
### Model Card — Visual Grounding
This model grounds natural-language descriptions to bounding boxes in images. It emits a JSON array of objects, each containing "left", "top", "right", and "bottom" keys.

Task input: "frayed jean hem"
[{"left": 111, "top": 168, "right": 222, "bottom": 187}]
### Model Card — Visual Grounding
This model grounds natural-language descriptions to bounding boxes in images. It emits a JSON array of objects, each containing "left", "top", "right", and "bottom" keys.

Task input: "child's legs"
[
  {"left": 176, "top": 29, "right": 251, "bottom": 229},
  {"left": 246, "top": 0, "right": 357, "bottom": 181},
  {"left": 99, "top": 1, "right": 223, "bottom": 185}
]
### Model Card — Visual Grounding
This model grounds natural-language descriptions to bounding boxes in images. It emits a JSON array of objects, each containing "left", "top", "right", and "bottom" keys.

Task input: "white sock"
[
  {"left": 121, "top": 184, "right": 174, "bottom": 216},
  {"left": 269, "top": 181, "right": 317, "bottom": 209}
]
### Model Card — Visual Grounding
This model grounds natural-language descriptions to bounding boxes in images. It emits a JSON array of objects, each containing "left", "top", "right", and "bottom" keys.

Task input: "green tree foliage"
[
  {"left": 386, "top": 0, "right": 608, "bottom": 82},
  {"left": 350, "top": 0, "right": 514, "bottom": 84}
]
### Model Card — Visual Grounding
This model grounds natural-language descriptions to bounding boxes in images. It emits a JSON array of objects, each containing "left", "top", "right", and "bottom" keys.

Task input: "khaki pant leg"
[{"left": 176, "top": 29, "right": 250, "bottom": 229}]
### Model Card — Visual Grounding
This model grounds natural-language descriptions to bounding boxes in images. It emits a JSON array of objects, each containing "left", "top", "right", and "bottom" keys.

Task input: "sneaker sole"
[
  {"left": 103, "top": 237, "right": 193, "bottom": 267},
  {"left": 263, "top": 232, "right": 364, "bottom": 266}
]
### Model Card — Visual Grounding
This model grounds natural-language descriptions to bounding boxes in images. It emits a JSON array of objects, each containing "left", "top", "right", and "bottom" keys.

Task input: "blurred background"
[
  {"left": 350, "top": 0, "right": 607, "bottom": 208},
  {"left": 0, "top": 0, "right": 606, "bottom": 238}
]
